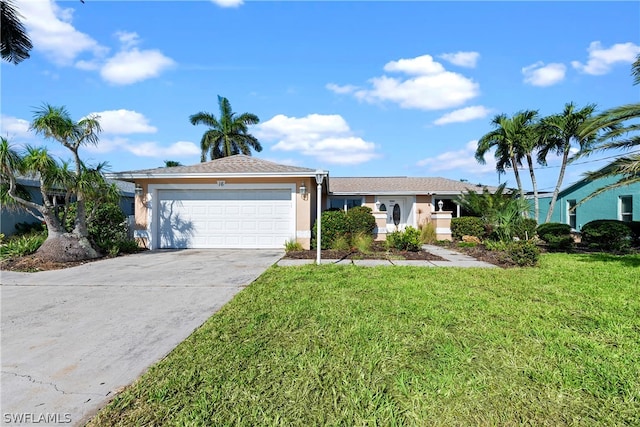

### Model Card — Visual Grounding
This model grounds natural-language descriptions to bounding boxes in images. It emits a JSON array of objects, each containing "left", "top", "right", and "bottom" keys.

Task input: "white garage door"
[{"left": 157, "top": 189, "right": 293, "bottom": 249}]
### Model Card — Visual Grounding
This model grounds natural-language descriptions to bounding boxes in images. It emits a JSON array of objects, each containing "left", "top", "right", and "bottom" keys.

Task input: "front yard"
[{"left": 89, "top": 253, "right": 640, "bottom": 426}]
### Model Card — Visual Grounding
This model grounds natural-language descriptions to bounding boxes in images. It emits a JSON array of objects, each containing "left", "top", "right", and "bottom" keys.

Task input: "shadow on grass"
[{"left": 574, "top": 251, "right": 640, "bottom": 268}]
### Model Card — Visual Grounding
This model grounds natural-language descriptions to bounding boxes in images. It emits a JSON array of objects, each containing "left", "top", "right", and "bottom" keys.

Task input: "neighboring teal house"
[{"left": 536, "top": 172, "right": 639, "bottom": 231}]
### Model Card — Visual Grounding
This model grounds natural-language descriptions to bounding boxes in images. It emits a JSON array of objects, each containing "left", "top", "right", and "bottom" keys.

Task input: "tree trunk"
[
  {"left": 510, "top": 155, "right": 527, "bottom": 216},
  {"left": 36, "top": 234, "right": 100, "bottom": 262},
  {"left": 526, "top": 154, "right": 539, "bottom": 223},
  {"left": 545, "top": 145, "right": 570, "bottom": 223}
]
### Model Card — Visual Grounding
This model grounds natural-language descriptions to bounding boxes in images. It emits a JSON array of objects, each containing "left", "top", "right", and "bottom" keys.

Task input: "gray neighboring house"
[{"left": 1, "top": 177, "right": 135, "bottom": 237}]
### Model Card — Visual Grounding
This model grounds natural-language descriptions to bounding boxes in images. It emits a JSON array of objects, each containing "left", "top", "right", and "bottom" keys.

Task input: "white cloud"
[
  {"left": 17, "top": 0, "right": 107, "bottom": 65},
  {"left": 85, "top": 137, "right": 199, "bottom": 158},
  {"left": 88, "top": 110, "right": 157, "bottom": 135},
  {"left": 0, "top": 115, "right": 32, "bottom": 140},
  {"left": 256, "top": 114, "right": 379, "bottom": 165},
  {"left": 417, "top": 140, "right": 496, "bottom": 174},
  {"left": 333, "top": 54, "right": 479, "bottom": 111},
  {"left": 434, "top": 106, "right": 491, "bottom": 125},
  {"left": 211, "top": 0, "right": 244, "bottom": 7},
  {"left": 101, "top": 48, "right": 175, "bottom": 85},
  {"left": 15, "top": 1, "right": 174, "bottom": 85},
  {"left": 99, "top": 31, "right": 175, "bottom": 85},
  {"left": 439, "top": 51, "right": 480, "bottom": 68},
  {"left": 571, "top": 41, "right": 640, "bottom": 75},
  {"left": 326, "top": 83, "right": 359, "bottom": 94},
  {"left": 522, "top": 61, "right": 567, "bottom": 87}
]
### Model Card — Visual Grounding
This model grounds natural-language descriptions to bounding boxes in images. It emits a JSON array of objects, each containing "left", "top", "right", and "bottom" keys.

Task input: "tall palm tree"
[
  {"left": 476, "top": 112, "right": 537, "bottom": 202},
  {"left": 1, "top": 0, "right": 33, "bottom": 64},
  {"left": 536, "top": 103, "right": 599, "bottom": 223},
  {"left": 632, "top": 53, "right": 640, "bottom": 86},
  {"left": 189, "top": 96, "right": 262, "bottom": 162}
]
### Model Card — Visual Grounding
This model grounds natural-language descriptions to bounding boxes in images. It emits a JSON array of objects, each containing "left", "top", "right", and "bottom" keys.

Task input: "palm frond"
[{"left": 1, "top": 0, "right": 32, "bottom": 64}]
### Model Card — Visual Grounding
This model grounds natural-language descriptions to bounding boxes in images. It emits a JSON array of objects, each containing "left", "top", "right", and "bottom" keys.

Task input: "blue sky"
[{"left": 2, "top": 0, "right": 639, "bottom": 194}]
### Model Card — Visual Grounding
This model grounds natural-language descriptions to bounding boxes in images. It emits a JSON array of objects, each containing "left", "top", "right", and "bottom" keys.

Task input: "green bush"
[
  {"left": 0, "top": 230, "right": 47, "bottom": 259},
  {"left": 513, "top": 218, "right": 538, "bottom": 240},
  {"left": 627, "top": 221, "right": 640, "bottom": 246},
  {"left": 581, "top": 220, "right": 633, "bottom": 252},
  {"left": 536, "top": 222, "right": 571, "bottom": 238},
  {"left": 312, "top": 210, "right": 348, "bottom": 249},
  {"left": 386, "top": 226, "right": 422, "bottom": 252},
  {"left": 345, "top": 206, "right": 376, "bottom": 236},
  {"left": 66, "top": 202, "right": 137, "bottom": 256},
  {"left": 457, "top": 241, "right": 477, "bottom": 248},
  {"left": 505, "top": 240, "right": 540, "bottom": 267},
  {"left": 451, "top": 217, "right": 486, "bottom": 241},
  {"left": 536, "top": 222, "right": 574, "bottom": 251},
  {"left": 14, "top": 221, "right": 45, "bottom": 235}
]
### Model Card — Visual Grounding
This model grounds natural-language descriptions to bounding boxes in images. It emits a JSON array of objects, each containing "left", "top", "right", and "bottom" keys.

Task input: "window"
[
  {"left": 329, "top": 198, "right": 362, "bottom": 211},
  {"left": 620, "top": 196, "right": 633, "bottom": 222},
  {"left": 568, "top": 199, "right": 577, "bottom": 230}
]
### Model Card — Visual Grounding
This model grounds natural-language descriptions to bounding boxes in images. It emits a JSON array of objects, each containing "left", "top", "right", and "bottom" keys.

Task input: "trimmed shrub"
[
  {"left": 627, "top": 221, "right": 640, "bottom": 246},
  {"left": 312, "top": 209, "right": 348, "bottom": 249},
  {"left": 386, "top": 226, "right": 422, "bottom": 252},
  {"left": 345, "top": 206, "right": 376, "bottom": 236},
  {"left": 451, "top": 217, "right": 486, "bottom": 241},
  {"left": 536, "top": 222, "right": 571, "bottom": 238},
  {"left": 581, "top": 220, "right": 633, "bottom": 252},
  {"left": 513, "top": 218, "right": 538, "bottom": 240},
  {"left": 506, "top": 240, "right": 540, "bottom": 267},
  {"left": 536, "top": 222, "right": 573, "bottom": 251}
]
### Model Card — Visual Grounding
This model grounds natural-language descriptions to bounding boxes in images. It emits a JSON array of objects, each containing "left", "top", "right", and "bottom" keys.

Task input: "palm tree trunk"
[
  {"left": 510, "top": 155, "right": 525, "bottom": 199},
  {"left": 526, "top": 154, "right": 539, "bottom": 223},
  {"left": 545, "top": 145, "right": 570, "bottom": 223}
]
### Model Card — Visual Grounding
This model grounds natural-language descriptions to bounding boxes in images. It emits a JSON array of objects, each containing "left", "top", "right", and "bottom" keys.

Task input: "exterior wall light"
[
  {"left": 135, "top": 184, "right": 143, "bottom": 195},
  {"left": 438, "top": 200, "right": 444, "bottom": 211},
  {"left": 300, "top": 182, "right": 307, "bottom": 199}
]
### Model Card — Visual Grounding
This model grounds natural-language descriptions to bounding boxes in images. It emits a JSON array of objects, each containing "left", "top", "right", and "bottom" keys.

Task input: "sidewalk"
[{"left": 276, "top": 245, "right": 496, "bottom": 268}]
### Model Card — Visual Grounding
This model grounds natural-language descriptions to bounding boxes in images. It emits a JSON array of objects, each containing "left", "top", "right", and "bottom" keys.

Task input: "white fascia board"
[{"left": 107, "top": 172, "right": 321, "bottom": 180}]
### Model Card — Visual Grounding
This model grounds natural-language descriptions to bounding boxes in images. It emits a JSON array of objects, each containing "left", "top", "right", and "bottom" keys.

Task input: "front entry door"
[{"left": 378, "top": 198, "right": 405, "bottom": 232}]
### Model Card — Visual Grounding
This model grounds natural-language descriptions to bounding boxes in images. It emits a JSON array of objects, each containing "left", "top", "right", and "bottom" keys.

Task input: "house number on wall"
[{"left": 217, "top": 181, "right": 225, "bottom": 187}]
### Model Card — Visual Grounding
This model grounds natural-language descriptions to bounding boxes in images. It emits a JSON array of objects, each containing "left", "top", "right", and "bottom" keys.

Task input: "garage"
[{"left": 156, "top": 188, "right": 293, "bottom": 249}]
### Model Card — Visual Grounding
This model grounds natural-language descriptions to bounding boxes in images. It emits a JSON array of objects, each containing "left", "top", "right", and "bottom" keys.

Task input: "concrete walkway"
[{"left": 277, "top": 244, "right": 496, "bottom": 268}]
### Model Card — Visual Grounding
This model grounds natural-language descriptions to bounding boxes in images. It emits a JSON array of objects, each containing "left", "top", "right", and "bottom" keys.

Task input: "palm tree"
[
  {"left": 536, "top": 103, "right": 599, "bottom": 223},
  {"left": 189, "top": 96, "right": 262, "bottom": 162},
  {"left": 632, "top": 53, "right": 640, "bottom": 86},
  {"left": 1, "top": 0, "right": 33, "bottom": 64},
  {"left": 476, "top": 111, "right": 538, "bottom": 202},
  {"left": 575, "top": 102, "right": 640, "bottom": 202}
]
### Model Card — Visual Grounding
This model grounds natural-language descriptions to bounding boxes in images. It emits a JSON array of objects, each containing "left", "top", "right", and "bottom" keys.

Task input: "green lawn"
[{"left": 89, "top": 253, "right": 640, "bottom": 426}]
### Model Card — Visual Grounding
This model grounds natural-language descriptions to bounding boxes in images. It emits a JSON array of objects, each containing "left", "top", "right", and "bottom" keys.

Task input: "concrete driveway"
[{"left": 1, "top": 249, "right": 283, "bottom": 426}]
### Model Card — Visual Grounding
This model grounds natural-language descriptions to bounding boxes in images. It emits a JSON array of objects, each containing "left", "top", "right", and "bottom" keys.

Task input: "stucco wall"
[{"left": 536, "top": 176, "right": 639, "bottom": 230}]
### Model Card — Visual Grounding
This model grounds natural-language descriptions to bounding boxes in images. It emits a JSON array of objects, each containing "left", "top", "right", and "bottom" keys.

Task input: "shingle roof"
[
  {"left": 329, "top": 177, "right": 498, "bottom": 194},
  {"left": 113, "top": 155, "right": 317, "bottom": 178}
]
